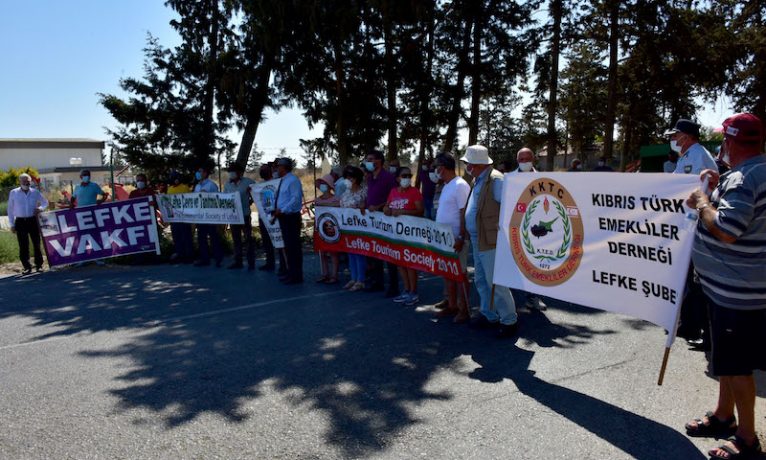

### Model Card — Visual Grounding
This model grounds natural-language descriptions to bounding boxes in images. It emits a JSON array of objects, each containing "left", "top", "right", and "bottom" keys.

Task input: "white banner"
[
  {"left": 156, "top": 192, "right": 244, "bottom": 225},
  {"left": 493, "top": 172, "right": 699, "bottom": 346},
  {"left": 250, "top": 179, "right": 284, "bottom": 249}
]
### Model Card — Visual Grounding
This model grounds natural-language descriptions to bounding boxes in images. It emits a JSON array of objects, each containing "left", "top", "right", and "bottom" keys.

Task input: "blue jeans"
[
  {"left": 348, "top": 253, "right": 366, "bottom": 282},
  {"left": 470, "top": 236, "right": 517, "bottom": 325}
]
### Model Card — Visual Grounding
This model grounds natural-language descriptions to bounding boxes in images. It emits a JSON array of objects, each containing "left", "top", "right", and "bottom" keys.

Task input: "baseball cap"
[
  {"left": 664, "top": 119, "right": 701, "bottom": 138},
  {"left": 722, "top": 113, "right": 763, "bottom": 143}
]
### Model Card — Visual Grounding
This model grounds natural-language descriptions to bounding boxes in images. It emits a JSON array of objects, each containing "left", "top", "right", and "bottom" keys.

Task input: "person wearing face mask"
[
  {"left": 71, "top": 169, "right": 109, "bottom": 208},
  {"left": 508, "top": 148, "right": 549, "bottom": 312},
  {"left": 432, "top": 154, "right": 471, "bottom": 322},
  {"left": 417, "top": 158, "right": 437, "bottom": 220},
  {"left": 458, "top": 145, "right": 519, "bottom": 338},
  {"left": 166, "top": 171, "right": 194, "bottom": 263},
  {"left": 314, "top": 174, "right": 340, "bottom": 284},
  {"left": 387, "top": 159, "right": 401, "bottom": 175},
  {"left": 684, "top": 113, "right": 766, "bottom": 460},
  {"left": 339, "top": 166, "right": 368, "bottom": 291},
  {"left": 224, "top": 163, "right": 256, "bottom": 270},
  {"left": 666, "top": 118, "right": 717, "bottom": 175},
  {"left": 364, "top": 149, "right": 399, "bottom": 296},
  {"left": 193, "top": 166, "right": 223, "bottom": 267},
  {"left": 384, "top": 167, "right": 424, "bottom": 306},
  {"left": 666, "top": 120, "right": 717, "bottom": 348},
  {"left": 128, "top": 173, "right": 155, "bottom": 200},
  {"left": 255, "top": 164, "right": 286, "bottom": 273},
  {"left": 8, "top": 173, "right": 48, "bottom": 274},
  {"left": 592, "top": 156, "right": 614, "bottom": 172}
]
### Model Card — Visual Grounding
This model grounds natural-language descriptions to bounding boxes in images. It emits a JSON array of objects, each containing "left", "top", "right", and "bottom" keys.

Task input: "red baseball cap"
[{"left": 722, "top": 113, "right": 763, "bottom": 142}]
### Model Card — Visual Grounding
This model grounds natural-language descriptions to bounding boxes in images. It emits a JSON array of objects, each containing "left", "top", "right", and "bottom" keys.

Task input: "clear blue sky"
[
  {"left": 0, "top": 0, "right": 319, "bottom": 162},
  {"left": 0, "top": 0, "right": 730, "bottom": 163}
]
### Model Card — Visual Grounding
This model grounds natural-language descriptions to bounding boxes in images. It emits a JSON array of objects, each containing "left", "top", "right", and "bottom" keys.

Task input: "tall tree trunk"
[
  {"left": 545, "top": 0, "right": 562, "bottom": 171},
  {"left": 415, "top": 16, "right": 436, "bottom": 188},
  {"left": 235, "top": 59, "right": 274, "bottom": 167},
  {"left": 443, "top": 19, "right": 473, "bottom": 153},
  {"left": 333, "top": 42, "right": 350, "bottom": 166},
  {"left": 604, "top": 0, "right": 619, "bottom": 167},
  {"left": 384, "top": 16, "right": 398, "bottom": 161},
  {"left": 467, "top": 6, "right": 482, "bottom": 146},
  {"left": 202, "top": 0, "right": 220, "bottom": 161}
]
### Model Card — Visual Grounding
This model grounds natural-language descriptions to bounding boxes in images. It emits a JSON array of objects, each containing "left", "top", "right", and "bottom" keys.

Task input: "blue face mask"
[
  {"left": 195, "top": 171, "right": 203, "bottom": 181},
  {"left": 364, "top": 161, "right": 375, "bottom": 172},
  {"left": 81, "top": 176, "right": 90, "bottom": 183}
]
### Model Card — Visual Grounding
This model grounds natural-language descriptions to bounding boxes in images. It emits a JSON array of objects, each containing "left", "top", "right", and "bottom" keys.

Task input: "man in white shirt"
[
  {"left": 433, "top": 153, "right": 471, "bottom": 323},
  {"left": 666, "top": 119, "right": 717, "bottom": 175},
  {"left": 193, "top": 166, "right": 223, "bottom": 267},
  {"left": 7, "top": 174, "right": 49, "bottom": 274}
]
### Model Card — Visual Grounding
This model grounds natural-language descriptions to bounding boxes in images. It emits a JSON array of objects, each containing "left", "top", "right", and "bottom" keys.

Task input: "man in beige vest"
[{"left": 458, "top": 145, "right": 518, "bottom": 338}]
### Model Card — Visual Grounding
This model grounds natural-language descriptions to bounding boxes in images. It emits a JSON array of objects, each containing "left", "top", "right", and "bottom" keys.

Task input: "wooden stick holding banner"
[
  {"left": 489, "top": 284, "right": 496, "bottom": 311},
  {"left": 657, "top": 347, "right": 671, "bottom": 386}
]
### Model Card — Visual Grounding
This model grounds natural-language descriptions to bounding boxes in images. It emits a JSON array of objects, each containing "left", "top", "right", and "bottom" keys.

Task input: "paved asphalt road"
[{"left": 1, "top": 253, "right": 764, "bottom": 459}]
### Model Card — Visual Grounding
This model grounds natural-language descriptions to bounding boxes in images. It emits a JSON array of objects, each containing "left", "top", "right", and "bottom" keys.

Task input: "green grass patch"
[{"left": 0, "top": 231, "right": 19, "bottom": 264}]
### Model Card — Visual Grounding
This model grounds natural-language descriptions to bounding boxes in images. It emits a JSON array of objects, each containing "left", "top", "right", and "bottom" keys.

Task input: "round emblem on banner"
[
  {"left": 316, "top": 212, "right": 341, "bottom": 243},
  {"left": 509, "top": 178, "right": 584, "bottom": 286}
]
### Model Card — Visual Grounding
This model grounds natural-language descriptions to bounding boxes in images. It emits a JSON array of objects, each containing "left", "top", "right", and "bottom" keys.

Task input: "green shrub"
[
  {"left": 0, "top": 201, "right": 7, "bottom": 216},
  {"left": 0, "top": 231, "right": 19, "bottom": 264}
]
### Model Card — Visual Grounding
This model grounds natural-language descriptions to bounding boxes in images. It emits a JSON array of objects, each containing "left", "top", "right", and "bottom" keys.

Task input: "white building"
[{"left": 0, "top": 138, "right": 112, "bottom": 190}]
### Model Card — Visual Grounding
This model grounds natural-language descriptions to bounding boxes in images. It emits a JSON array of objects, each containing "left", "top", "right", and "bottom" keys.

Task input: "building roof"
[
  {"left": 0, "top": 138, "right": 106, "bottom": 149},
  {"left": 38, "top": 166, "right": 111, "bottom": 174}
]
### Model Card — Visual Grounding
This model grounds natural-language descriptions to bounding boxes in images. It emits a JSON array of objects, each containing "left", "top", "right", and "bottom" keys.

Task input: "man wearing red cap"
[{"left": 685, "top": 113, "right": 765, "bottom": 459}]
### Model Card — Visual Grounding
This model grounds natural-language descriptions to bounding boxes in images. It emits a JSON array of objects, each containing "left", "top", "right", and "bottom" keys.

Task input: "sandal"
[
  {"left": 343, "top": 280, "right": 355, "bottom": 289},
  {"left": 323, "top": 277, "right": 339, "bottom": 285},
  {"left": 315, "top": 276, "right": 328, "bottom": 283},
  {"left": 709, "top": 435, "right": 762, "bottom": 460},
  {"left": 685, "top": 411, "right": 737, "bottom": 438}
]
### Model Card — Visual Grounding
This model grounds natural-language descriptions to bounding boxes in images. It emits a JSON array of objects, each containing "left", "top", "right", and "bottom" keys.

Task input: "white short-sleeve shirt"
[{"left": 436, "top": 176, "right": 471, "bottom": 237}]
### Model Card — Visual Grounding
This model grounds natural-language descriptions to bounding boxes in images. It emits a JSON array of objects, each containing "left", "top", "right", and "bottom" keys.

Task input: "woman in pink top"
[{"left": 384, "top": 167, "right": 424, "bottom": 306}]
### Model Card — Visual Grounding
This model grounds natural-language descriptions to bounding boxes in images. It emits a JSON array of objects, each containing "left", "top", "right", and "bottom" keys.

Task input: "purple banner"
[{"left": 37, "top": 197, "right": 161, "bottom": 266}]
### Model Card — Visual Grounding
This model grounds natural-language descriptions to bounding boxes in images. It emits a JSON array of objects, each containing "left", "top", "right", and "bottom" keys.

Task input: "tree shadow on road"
[{"left": 0, "top": 265, "right": 703, "bottom": 458}]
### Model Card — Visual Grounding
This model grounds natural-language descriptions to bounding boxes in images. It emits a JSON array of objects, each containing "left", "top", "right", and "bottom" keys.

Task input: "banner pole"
[
  {"left": 657, "top": 346, "right": 672, "bottom": 386},
  {"left": 489, "top": 284, "right": 496, "bottom": 311}
]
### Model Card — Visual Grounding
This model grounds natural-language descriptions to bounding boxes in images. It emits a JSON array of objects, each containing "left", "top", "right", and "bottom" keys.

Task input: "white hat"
[{"left": 460, "top": 145, "right": 493, "bottom": 165}]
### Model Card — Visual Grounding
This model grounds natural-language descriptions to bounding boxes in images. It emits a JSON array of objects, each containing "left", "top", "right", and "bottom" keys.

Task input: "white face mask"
[
  {"left": 136, "top": 181, "right": 146, "bottom": 189},
  {"left": 669, "top": 140, "right": 682, "bottom": 153},
  {"left": 518, "top": 162, "right": 533, "bottom": 172},
  {"left": 429, "top": 172, "right": 439, "bottom": 183},
  {"left": 272, "top": 171, "right": 279, "bottom": 179},
  {"left": 389, "top": 166, "right": 398, "bottom": 174},
  {"left": 597, "top": 161, "right": 605, "bottom": 167},
  {"left": 421, "top": 165, "right": 428, "bottom": 171},
  {"left": 400, "top": 178, "right": 411, "bottom": 188},
  {"left": 20, "top": 183, "right": 30, "bottom": 191},
  {"left": 319, "top": 184, "right": 329, "bottom": 193}
]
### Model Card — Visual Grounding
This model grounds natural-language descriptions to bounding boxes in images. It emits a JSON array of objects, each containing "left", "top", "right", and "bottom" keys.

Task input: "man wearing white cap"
[{"left": 458, "top": 145, "right": 518, "bottom": 338}]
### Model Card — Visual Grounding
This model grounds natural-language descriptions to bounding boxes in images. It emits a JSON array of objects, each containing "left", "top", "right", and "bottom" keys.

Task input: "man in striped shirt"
[{"left": 684, "top": 113, "right": 765, "bottom": 459}]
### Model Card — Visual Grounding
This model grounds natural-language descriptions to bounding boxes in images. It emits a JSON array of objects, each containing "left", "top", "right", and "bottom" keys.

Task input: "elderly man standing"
[
  {"left": 684, "top": 113, "right": 765, "bottom": 460},
  {"left": 272, "top": 157, "right": 304, "bottom": 284},
  {"left": 459, "top": 145, "right": 518, "bottom": 338},
  {"left": 8, "top": 174, "right": 48, "bottom": 274},
  {"left": 224, "top": 163, "right": 256, "bottom": 270},
  {"left": 510, "top": 148, "right": 548, "bottom": 312},
  {"left": 667, "top": 118, "right": 717, "bottom": 175}
]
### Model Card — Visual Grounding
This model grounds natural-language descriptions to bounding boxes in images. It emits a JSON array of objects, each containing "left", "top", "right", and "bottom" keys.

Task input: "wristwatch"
[{"left": 696, "top": 203, "right": 710, "bottom": 212}]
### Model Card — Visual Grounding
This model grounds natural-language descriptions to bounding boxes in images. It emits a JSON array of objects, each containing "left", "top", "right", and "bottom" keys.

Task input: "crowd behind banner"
[{"left": 6, "top": 114, "right": 766, "bottom": 457}]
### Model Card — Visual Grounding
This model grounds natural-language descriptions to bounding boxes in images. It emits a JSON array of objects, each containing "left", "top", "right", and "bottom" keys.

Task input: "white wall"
[{"left": 0, "top": 147, "right": 103, "bottom": 170}]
